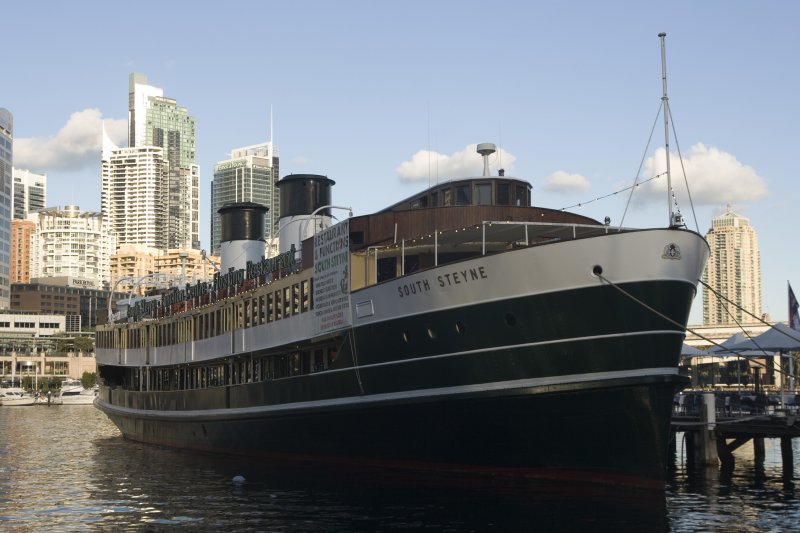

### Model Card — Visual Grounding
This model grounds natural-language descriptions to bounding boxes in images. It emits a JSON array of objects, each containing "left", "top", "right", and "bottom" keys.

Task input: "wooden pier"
[{"left": 671, "top": 391, "right": 800, "bottom": 476}]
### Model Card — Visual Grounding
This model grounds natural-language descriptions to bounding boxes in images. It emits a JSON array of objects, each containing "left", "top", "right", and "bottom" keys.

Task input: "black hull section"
[
  {"left": 97, "top": 277, "right": 698, "bottom": 488},
  {"left": 98, "top": 375, "right": 683, "bottom": 488}
]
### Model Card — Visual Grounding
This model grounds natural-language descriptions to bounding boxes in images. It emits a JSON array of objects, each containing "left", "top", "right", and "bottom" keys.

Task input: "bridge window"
[
  {"left": 476, "top": 183, "right": 492, "bottom": 205},
  {"left": 515, "top": 185, "right": 527, "bottom": 207},
  {"left": 496, "top": 184, "right": 510, "bottom": 205},
  {"left": 456, "top": 185, "right": 471, "bottom": 205}
]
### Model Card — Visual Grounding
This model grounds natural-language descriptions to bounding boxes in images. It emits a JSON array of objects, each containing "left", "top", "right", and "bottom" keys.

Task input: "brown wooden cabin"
[{"left": 299, "top": 177, "right": 604, "bottom": 288}]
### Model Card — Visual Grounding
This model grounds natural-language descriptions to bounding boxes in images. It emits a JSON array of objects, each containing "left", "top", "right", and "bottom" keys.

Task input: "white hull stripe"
[
  {"left": 98, "top": 366, "right": 681, "bottom": 421},
  {"left": 326, "top": 329, "right": 686, "bottom": 374}
]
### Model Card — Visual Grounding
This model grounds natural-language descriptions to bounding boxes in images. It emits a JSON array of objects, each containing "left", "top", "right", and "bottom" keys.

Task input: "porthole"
[
  {"left": 592, "top": 265, "right": 603, "bottom": 276},
  {"left": 505, "top": 313, "right": 517, "bottom": 327}
]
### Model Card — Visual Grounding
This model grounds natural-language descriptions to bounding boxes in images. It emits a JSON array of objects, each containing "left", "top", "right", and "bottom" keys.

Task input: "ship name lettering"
[
  {"left": 437, "top": 266, "right": 488, "bottom": 287},
  {"left": 397, "top": 279, "right": 431, "bottom": 298}
]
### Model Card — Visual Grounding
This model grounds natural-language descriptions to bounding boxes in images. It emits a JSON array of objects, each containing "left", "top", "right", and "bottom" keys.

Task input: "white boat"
[
  {"left": 55, "top": 380, "right": 98, "bottom": 405},
  {"left": 0, "top": 387, "right": 36, "bottom": 406}
]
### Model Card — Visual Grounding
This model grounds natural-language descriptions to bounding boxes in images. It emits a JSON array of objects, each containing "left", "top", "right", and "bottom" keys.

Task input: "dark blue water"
[{"left": 1, "top": 406, "right": 798, "bottom": 531}]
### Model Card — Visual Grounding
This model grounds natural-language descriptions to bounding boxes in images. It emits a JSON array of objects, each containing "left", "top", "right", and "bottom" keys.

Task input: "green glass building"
[
  {"left": 128, "top": 74, "right": 199, "bottom": 250},
  {"left": 210, "top": 142, "right": 279, "bottom": 256}
]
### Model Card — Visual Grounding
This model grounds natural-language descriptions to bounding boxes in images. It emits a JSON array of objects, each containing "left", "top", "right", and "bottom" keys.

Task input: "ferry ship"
[{"left": 94, "top": 141, "right": 709, "bottom": 487}]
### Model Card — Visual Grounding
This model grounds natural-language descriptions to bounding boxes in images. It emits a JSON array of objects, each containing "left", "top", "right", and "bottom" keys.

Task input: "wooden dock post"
[
  {"left": 781, "top": 436, "right": 794, "bottom": 479},
  {"left": 697, "top": 392, "right": 719, "bottom": 466}
]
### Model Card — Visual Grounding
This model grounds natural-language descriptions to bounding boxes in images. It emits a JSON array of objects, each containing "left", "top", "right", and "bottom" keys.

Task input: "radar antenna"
[{"left": 476, "top": 143, "right": 496, "bottom": 177}]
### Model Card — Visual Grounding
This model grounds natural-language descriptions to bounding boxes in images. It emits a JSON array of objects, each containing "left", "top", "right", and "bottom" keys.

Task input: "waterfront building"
[
  {"left": 28, "top": 206, "right": 116, "bottom": 288},
  {"left": 210, "top": 142, "right": 279, "bottom": 256},
  {"left": 12, "top": 168, "right": 46, "bottom": 220},
  {"left": 101, "top": 131, "right": 169, "bottom": 250},
  {"left": 11, "top": 277, "right": 122, "bottom": 329},
  {"left": 0, "top": 109, "right": 13, "bottom": 308},
  {"left": 0, "top": 311, "right": 97, "bottom": 383},
  {"left": 702, "top": 205, "right": 762, "bottom": 325},
  {"left": 128, "top": 73, "right": 199, "bottom": 250},
  {"left": 10, "top": 219, "right": 35, "bottom": 284}
]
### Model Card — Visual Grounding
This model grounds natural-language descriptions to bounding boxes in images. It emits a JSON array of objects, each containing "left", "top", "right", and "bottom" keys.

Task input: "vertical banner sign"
[{"left": 313, "top": 219, "right": 352, "bottom": 334}]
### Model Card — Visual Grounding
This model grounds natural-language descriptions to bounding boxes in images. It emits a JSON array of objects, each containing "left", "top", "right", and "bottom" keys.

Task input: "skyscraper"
[
  {"left": 702, "top": 205, "right": 762, "bottom": 325},
  {"left": 101, "top": 127, "right": 169, "bottom": 250},
  {"left": 0, "top": 108, "right": 13, "bottom": 308},
  {"left": 210, "top": 142, "right": 279, "bottom": 255},
  {"left": 128, "top": 73, "right": 199, "bottom": 250},
  {"left": 12, "top": 168, "right": 46, "bottom": 219}
]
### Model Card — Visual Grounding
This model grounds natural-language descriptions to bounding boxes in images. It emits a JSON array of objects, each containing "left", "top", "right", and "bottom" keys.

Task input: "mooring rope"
[{"left": 596, "top": 273, "right": 793, "bottom": 379}]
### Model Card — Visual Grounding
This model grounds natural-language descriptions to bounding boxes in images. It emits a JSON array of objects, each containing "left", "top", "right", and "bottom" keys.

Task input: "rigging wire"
[
  {"left": 560, "top": 172, "right": 666, "bottom": 212},
  {"left": 577, "top": 101, "right": 699, "bottom": 232},
  {"left": 618, "top": 101, "right": 664, "bottom": 227},
  {"left": 699, "top": 279, "right": 800, "bottom": 345},
  {"left": 667, "top": 104, "right": 700, "bottom": 233},
  {"left": 596, "top": 273, "right": 795, "bottom": 380}
]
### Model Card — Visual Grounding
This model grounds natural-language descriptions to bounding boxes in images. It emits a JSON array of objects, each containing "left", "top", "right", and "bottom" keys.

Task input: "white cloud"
[
  {"left": 397, "top": 144, "right": 516, "bottom": 182},
  {"left": 291, "top": 155, "right": 311, "bottom": 167},
  {"left": 637, "top": 143, "right": 766, "bottom": 206},
  {"left": 13, "top": 109, "right": 127, "bottom": 173},
  {"left": 543, "top": 170, "right": 591, "bottom": 193}
]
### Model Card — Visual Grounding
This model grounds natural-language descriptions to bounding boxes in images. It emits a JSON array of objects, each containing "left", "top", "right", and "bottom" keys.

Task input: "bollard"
[{"left": 697, "top": 392, "right": 719, "bottom": 466}]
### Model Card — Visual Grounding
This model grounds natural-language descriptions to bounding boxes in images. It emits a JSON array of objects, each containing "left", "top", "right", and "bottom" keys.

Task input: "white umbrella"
[
  {"left": 708, "top": 332, "right": 751, "bottom": 354},
  {"left": 727, "top": 323, "right": 800, "bottom": 352},
  {"left": 681, "top": 343, "right": 707, "bottom": 356},
  {"left": 726, "top": 323, "right": 800, "bottom": 403}
]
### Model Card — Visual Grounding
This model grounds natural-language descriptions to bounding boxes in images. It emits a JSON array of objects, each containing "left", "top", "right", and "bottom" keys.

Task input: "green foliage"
[
  {"left": 81, "top": 372, "right": 97, "bottom": 389},
  {"left": 54, "top": 335, "right": 95, "bottom": 353},
  {"left": 73, "top": 336, "right": 95, "bottom": 353}
]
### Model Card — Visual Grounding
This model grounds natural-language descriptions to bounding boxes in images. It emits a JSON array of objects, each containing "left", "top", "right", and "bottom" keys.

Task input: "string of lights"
[{"left": 559, "top": 172, "right": 667, "bottom": 211}]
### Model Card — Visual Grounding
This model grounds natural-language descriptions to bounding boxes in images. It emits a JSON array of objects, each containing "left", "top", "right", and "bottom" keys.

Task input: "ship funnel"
[
  {"left": 276, "top": 174, "right": 336, "bottom": 257},
  {"left": 218, "top": 202, "right": 267, "bottom": 272},
  {"left": 477, "top": 143, "right": 496, "bottom": 177}
]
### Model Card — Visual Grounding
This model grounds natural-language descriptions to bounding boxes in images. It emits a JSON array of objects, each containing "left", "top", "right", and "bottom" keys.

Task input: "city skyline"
[{"left": 3, "top": 1, "right": 799, "bottom": 324}]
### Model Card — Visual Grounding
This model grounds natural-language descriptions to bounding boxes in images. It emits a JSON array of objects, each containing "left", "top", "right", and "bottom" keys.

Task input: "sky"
[{"left": 3, "top": 1, "right": 798, "bottom": 325}]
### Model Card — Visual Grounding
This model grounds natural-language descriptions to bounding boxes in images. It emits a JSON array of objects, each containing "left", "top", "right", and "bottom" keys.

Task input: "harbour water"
[{"left": 1, "top": 405, "right": 799, "bottom": 531}]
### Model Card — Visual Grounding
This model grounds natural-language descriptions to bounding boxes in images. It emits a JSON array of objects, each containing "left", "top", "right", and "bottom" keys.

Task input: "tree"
[
  {"left": 54, "top": 335, "right": 95, "bottom": 354},
  {"left": 73, "top": 336, "right": 95, "bottom": 353},
  {"left": 81, "top": 372, "right": 97, "bottom": 389}
]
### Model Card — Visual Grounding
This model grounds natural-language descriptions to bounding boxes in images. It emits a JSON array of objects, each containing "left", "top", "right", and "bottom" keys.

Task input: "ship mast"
[{"left": 659, "top": 32, "right": 679, "bottom": 228}]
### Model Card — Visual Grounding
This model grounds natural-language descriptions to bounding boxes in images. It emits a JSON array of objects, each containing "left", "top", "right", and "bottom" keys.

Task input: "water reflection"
[
  {"left": 3, "top": 407, "right": 800, "bottom": 531},
  {"left": 668, "top": 434, "right": 800, "bottom": 531},
  {"left": 87, "top": 432, "right": 671, "bottom": 531}
]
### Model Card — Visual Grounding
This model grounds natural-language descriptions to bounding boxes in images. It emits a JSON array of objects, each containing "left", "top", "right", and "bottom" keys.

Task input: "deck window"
[
  {"left": 515, "top": 185, "right": 527, "bottom": 207},
  {"left": 442, "top": 189, "right": 452, "bottom": 206},
  {"left": 476, "top": 183, "right": 492, "bottom": 205},
  {"left": 496, "top": 184, "right": 511, "bottom": 205},
  {"left": 456, "top": 185, "right": 471, "bottom": 205}
]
